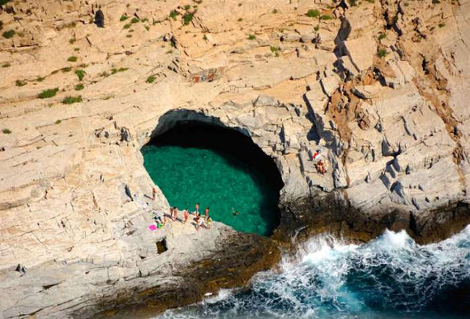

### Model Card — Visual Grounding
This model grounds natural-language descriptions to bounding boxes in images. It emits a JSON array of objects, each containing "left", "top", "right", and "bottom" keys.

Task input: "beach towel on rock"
[{"left": 148, "top": 224, "right": 157, "bottom": 231}]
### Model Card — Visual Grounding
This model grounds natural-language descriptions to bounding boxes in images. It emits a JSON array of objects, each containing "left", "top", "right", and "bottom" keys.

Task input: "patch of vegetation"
[
  {"left": 349, "top": 0, "right": 357, "bottom": 6},
  {"left": 184, "top": 5, "right": 191, "bottom": 10},
  {"left": 38, "top": 88, "right": 59, "bottom": 99},
  {"left": 367, "top": 0, "right": 375, "bottom": 3},
  {"left": 36, "top": 77, "right": 45, "bottom": 82},
  {"left": 378, "top": 33, "right": 387, "bottom": 40},
  {"left": 131, "top": 17, "right": 139, "bottom": 23},
  {"left": 126, "top": 34, "right": 132, "bottom": 38},
  {"left": 320, "top": 15, "right": 333, "bottom": 20},
  {"left": 141, "top": 18, "right": 149, "bottom": 23},
  {"left": 111, "top": 67, "right": 128, "bottom": 74},
  {"left": 404, "top": 2, "right": 409, "bottom": 6},
  {"left": 438, "top": 23, "right": 445, "bottom": 28},
  {"left": 55, "top": 120, "right": 62, "bottom": 125},
  {"left": 69, "top": 37, "right": 76, "bottom": 44},
  {"left": 2, "top": 62, "right": 10, "bottom": 68},
  {"left": 146, "top": 75, "right": 156, "bottom": 83},
  {"left": 270, "top": 46, "right": 280, "bottom": 57},
  {"left": 62, "top": 96, "right": 82, "bottom": 104},
  {"left": 0, "top": 0, "right": 11, "bottom": 6},
  {"left": 78, "top": 63, "right": 88, "bottom": 68},
  {"left": 67, "top": 56, "right": 78, "bottom": 62},
  {"left": 248, "top": 34, "right": 256, "bottom": 40},
  {"left": 120, "top": 15, "right": 129, "bottom": 21},
  {"left": 378, "top": 49, "right": 388, "bottom": 58},
  {"left": 272, "top": 9, "right": 278, "bottom": 14},
  {"left": 2, "top": 128, "right": 12, "bottom": 134},
  {"left": 314, "top": 25, "right": 320, "bottom": 31},
  {"left": 123, "top": 23, "right": 131, "bottom": 29},
  {"left": 145, "top": 25, "right": 150, "bottom": 31},
  {"left": 74, "top": 47, "right": 80, "bottom": 51},
  {"left": 75, "top": 69, "right": 86, "bottom": 81},
  {"left": 0, "top": 21, "right": 3, "bottom": 31},
  {"left": 16, "top": 80, "right": 26, "bottom": 87},
  {"left": 169, "top": 10, "right": 180, "bottom": 20},
  {"left": 203, "top": 34, "right": 208, "bottom": 40},
  {"left": 306, "top": 9, "right": 320, "bottom": 18},
  {"left": 100, "top": 71, "right": 109, "bottom": 77},
  {"left": 432, "top": 0, "right": 440, "bottom": 4},
  {"left": 182, "top": 11, "right": 195, "bottom": 25},
  {"left": 166, "top": 50, "right": 173, "bottom": 54},
  {"left": 238, "top": 18, "right": 243, "bottom": 22},
  {"left": 2, "top": 29, "right": 15, "bottom": 39},
  {"left": 75, "top": 84, "right": 84, "bottom": 91},
  {"left": 62, "top": 67, "right": 72, "bottom": 73}
]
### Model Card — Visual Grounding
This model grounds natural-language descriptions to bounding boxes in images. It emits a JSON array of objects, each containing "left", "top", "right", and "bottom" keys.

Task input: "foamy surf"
[{"left": 158, "top": 226, "right": 470, "bottom": 318}]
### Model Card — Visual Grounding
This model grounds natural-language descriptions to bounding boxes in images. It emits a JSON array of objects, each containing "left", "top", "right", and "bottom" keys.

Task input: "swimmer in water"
[{"left": 231, "top": 207, "right": 239, "bottom": 217}]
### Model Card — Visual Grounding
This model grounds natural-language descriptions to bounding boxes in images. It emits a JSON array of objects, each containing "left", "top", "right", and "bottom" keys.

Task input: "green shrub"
[
  {"left": 36, "top": 77, "right": 45, "bottom": 82},
  {"left": 67, "top": 56, "right": 78, "bottom": 62},
  {"left": 131, "top": 17, "right": 139, "bottom": 23},
  {"left": 16, "top": 80, "right": 26, "bottom": 87},
  {"left": 432, "top": 0, "right": 440, "bottom": 3},
  {"left": 378, "top": 33, "right": 386, "bottom": 40},
  {"left": 146, "top": 75, "right": 156, "bottom": 83},
  {"left": 74, "top": 47, "right": 80, "bottom": 52},
  {"left": 55, "top": 120, "right": 62, "bottom": 124},
  {"left": 69, "top": 37, "right": 76, "bottom": 44},
  {"left": 182, "top": 12, "right": 195, "bottom": 25},
  {"left": 62, "top": 96, "right": 82, "bottom": 104},
  {"left": 38, "top": 88, "right": 59, "bottom": 99},
  {"left": 248, "top": 34, "right": 256, "bottom": 40},
  {"left": 306, "top": 9, "right": 320, "bottom": 18},
  {"left": 349, "top": 0, "right": 357, "bottom": 6},
  {"left": 314, "top": 25, "right": 320, "bottom": 31},
  {"left": 2, "top": 128, "right": 11, "bottom": 134},
  {"left": 272, "top": 9, "right": 278, "bottom": 14},
  {"left": 120, "top": 15, "right": 129, "bottom": 21},
  {"left": 111, "top": 67, "right": 128, "bottom": 74},
  {"left": 2, "top": 62, "right": 10, "bottom": 68},
  {"left": 203, "top": 34, "right": 208, "bottom": 40},
  {"left": 0, "top": 0, "right": 11, "bottom": 5},
  {"left": 141, "top": 18, "right": 148, "bottom": 23},
  {"left": 75, "top": 69, "right": 86, "bottom": 81},
  {"left": 184, "top": 5, "right": 191, "bottom": 10},
  {"left": 378, "top": 49, "right": 388, "bottom": 58},
  {"left": 62, "top": 67, "right": 72, "bottom": 72},
  {"left": 166, "top": 50, "right": 173, "bottom": 54},
  {"left": 438, "top": 23, "right": 445, "bottom": 28},
  {"left": 75, "top": 84, "right": 84, "bottom": 91},
  {"left": 320, "top": 15, "right": 333, "bottom": 20},
  {"left": 2, "top": 29, "right": 15, "bottom": 39},
  {"left": 169, "top": 10, "right": 180, "bottom": 20},
  {"left": 123, "top": 23, "right": 131, "bottom": 29}
]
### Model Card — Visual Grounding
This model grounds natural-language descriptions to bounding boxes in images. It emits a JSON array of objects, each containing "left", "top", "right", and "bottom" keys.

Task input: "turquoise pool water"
[{"left": 141, "top": 125, "right": 281, "bottom": 236}]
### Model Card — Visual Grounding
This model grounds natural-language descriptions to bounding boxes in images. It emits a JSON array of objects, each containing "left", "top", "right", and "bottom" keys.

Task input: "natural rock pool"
[{"left": 141, "top": 122, "right": 283, "bottom": 236}]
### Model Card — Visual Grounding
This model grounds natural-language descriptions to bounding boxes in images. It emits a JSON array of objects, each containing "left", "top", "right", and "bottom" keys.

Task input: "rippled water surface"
[{"left": 159, "top": 226, "right": 470, "bottom": 318}]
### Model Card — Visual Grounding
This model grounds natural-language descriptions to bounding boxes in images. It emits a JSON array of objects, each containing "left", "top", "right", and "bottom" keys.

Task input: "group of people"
[{"left": 151, "top": 201, "right": 213, "bottom": 231}]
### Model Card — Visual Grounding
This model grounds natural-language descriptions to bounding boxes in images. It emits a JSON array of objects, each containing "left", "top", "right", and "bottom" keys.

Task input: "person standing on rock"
[
  {"left": 206, "top": 216, "right": 213, "bottom": 229},
  {"left": 184, "top": 208, "right": 189, "bottom": 223},
  {"left": 194, "top": 203, "right": 200, "bottom": 217},
  {"left": 152, "top": 187, "right": 157, "bottom": 201}
]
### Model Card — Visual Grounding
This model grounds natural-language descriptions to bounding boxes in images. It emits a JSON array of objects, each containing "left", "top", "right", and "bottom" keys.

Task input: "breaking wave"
[{"left": 159, "top": 226, "right": 470, "bottom": 318}]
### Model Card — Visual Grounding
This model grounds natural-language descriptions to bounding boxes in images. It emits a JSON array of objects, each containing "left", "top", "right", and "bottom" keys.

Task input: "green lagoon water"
[{"left": 142, "top": 144, "right": 280, "bottom": 236}]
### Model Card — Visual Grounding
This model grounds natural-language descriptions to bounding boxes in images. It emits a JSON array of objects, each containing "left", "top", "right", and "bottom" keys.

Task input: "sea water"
[
  {"left": 158, "top": 226, "right": 470, "bottom": 318},
  {"left": 141, "top": 144, "right": 280, "bottom": 236}
]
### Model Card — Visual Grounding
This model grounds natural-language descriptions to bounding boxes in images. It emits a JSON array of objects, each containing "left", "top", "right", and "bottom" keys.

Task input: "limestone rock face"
[{"left": 0, "top": 0, "right": 470, "bottom": 317}]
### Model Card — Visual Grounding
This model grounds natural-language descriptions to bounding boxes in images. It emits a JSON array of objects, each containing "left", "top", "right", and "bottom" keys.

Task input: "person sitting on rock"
[
  {"left": 204, "top": 207, "right": 210, "bottom": 219},
  {"left": 206, "top": 216, "right": 213, "bottom": 229},
  {"left": 195, "top": 214, "right": 203, "bottom": 231},
  {"left": 315, "top": 159, "right": 327, "bottom": 174}
]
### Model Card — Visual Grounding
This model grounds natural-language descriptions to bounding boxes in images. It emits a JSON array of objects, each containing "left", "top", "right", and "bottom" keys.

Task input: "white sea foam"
[{"left": 158, "top": 226, "right": 470, "bottom": 318}]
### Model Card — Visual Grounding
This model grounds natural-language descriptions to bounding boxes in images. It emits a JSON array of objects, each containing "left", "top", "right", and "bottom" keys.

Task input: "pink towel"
[{"left": 148, "top": 225, "right": 157, "bottom": 231}]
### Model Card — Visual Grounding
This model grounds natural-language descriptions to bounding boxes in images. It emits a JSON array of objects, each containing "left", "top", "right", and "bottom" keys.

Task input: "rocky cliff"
[{"left": 1, "top": 0, "right": 470, "bottom": 317}]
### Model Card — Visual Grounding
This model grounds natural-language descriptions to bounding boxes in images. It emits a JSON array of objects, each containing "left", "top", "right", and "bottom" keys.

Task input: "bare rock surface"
[{"left": 1, "top": 0, "right": 470, "bottom": 317}]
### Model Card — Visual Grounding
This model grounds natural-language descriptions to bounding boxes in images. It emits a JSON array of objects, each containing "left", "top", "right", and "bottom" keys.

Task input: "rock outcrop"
[{"left": 1, "top": 0, "right": 470, "bottom": 317}]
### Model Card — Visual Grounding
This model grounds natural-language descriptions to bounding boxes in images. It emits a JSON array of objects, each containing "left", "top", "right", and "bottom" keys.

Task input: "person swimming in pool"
[{"left": 231, "top": 207, "right": 239, "bottom": 217}]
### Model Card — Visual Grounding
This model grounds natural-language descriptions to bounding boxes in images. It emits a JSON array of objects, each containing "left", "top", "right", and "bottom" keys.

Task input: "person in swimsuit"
[
  {"left": 206, "top": 216, "right": 213, "bottom": 229},
  {"left": 204, "top": 207, "right": 210, "bottom": 219},
  {"left": 194, "top": 203, "right": 200, "bottom": 216},
  {"left": 184, "top": 208, "right": 189, "bottom": 223}
]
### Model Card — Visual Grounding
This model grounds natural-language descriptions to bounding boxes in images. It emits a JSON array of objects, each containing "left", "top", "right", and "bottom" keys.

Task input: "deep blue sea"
[{"left": 158, "top": 226, "right": 470, "bottom": 318}]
